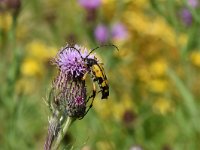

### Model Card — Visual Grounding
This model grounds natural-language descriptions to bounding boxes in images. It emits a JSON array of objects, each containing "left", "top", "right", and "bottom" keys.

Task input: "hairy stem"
[{"left": 52, "top": 117, "right": 74, "bottom": 150}]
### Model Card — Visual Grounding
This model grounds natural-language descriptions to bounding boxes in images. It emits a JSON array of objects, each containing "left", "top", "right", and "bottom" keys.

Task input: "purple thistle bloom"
[
  {"left": 180, "top": 8, "right": 193, "bottom": 26},
  {"left": 78, "top": 0, "right": 101, "bottom": 10},
  {"left": 94, "top": 24, "right": 109, "bottom": 44},
  {"left": 52, "top": 44, "right": 94, "bottom": 118},
  {"left": 188, "top": 0, "right": 198, "bottom": 8},
  {"left": 53, "top": 44, "right": 94, "bottom": 79},
  {"left": 45, "top": 44, "right": 100, "bottom": 149},
  {"left": 111, "top": 22, "right": 128, "bottom": 41}
]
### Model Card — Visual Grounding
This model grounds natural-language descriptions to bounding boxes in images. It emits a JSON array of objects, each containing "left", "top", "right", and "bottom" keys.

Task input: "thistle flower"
[
  {"left": 78, "top": 0, "right": 101, "bottom": 10},
  {"left": 52, "top": 44, "right": 94, "bottom": 118},
  {"left": 45, "top": 44, "right": 96, "bottom": 150},
  {"left": 188, "top": 0, "right": 198, "bottom": 8},
  {"left": 111, "top": 22, "right": 128, "bottom": 41},
  {"left": 94, "top": 24, "right": 109, "bottom": 44},
  {"left": 180, "top": 8, "right": 193, "bottom": 26}
]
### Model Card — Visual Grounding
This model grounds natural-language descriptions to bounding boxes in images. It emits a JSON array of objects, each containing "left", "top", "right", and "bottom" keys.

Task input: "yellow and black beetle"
[{"left": 66, "top": 44, "right": 118, "bottom": 100}]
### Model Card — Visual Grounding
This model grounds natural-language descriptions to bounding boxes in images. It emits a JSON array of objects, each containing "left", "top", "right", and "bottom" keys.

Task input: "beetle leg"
[
  {"left": 82, "top": 71, "right": 89, "bottom": 80},
  {"left": 91, "top": 82, "right": 96, "bottom": 100},
  {"left": 78, "top": 96, "right": 95, "bottom": 120},
  {"left": 79, "top": 83, "right": 96, "bottom": 120},
  {"left": 79, "top": 97, "right": 95, "bottom": 120},
  {"left": 87, "top": 82, "right": 96, "bottom": 102}
]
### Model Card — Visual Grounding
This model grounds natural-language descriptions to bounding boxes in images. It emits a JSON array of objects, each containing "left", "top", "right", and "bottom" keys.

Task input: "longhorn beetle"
[
  {"left": 64, "top": 44, "right": 119, "bottom": 118},
  {"left": 72, "top": 44, "right": 118, "bottom": 98}
]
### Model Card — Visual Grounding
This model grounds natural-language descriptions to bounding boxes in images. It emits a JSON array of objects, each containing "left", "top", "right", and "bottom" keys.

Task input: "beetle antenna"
[
  {"left": 64, "top": 45, "right": 84, "bottom": 59},
  {"left": 86, "top": 44, "right": 119, "bottom": 58}
]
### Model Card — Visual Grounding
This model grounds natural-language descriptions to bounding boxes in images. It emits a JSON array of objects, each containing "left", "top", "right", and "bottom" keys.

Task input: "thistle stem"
[{"left": 52, "top": 117, "right": 74, "bottom": 150}]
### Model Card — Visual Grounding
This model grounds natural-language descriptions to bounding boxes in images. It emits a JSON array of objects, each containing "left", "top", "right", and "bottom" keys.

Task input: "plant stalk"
[{"left": 52, "top": 117, "right": 74, "bottom": 150}]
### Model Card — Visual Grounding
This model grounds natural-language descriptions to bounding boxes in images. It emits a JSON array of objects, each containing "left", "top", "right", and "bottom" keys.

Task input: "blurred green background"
[{"left": 1, "top": 0, "right": 200, "bottom": 149}]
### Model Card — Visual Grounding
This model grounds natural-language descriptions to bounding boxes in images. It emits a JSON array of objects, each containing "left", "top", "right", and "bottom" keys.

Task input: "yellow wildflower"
[
  {"left": 153, "top": 98, "right": 173, "bottom": 115},
  {"left": 124, "top": 11, "right": 177, "bottom": 47},
  {"left": 0, "top": 12, "right": 13, "bottom": 32},
  {"left": 114, "top": 46, "right": 130, "bottom": 58},
  {"left": 25, "top": 40, "right": 57, "bottom": 62},
  {"left": 21, "top": 58, "right": 43, "bottom": 77},
  {"left": 148, "top": 79, "right": 169, "bottom": 93},
  {"left": 149, "top": 59, "right": 167, "bottom": 77},
  {"left": 102, "top": 0, "right": 116, "bottom": 20},
  {"left": 131, "top": 0, "right": 149, "bottom": 8},
  {"left": 190, "top": 51, "right": 200, "bottom": 67},
  {"left": 137, "top": 67, "right": 150, "bottom": 82},
  {"left": 119, "top": 66, "right": 134, "bottom": 81},
  {"left": 102, "top": 0, "right": 115, "bottom": 5},
  {"left": 124, "top": 11, "right": 148, "bottom": 35},
  {"left": 94, "top": 94, "right": 134, "bottom": 121}
]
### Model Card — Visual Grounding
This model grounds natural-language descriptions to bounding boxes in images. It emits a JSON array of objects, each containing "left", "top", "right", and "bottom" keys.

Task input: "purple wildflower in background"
[
  {"left": 111, "top": 22, "right": 128, "bottom": 41},
  {"left": 188, "top": 0, "right": 198, "bottom": 7},
  {"left": 180, "top": 0, "right": 199, "bottom": 26},
  {"left": 78, "top": 0, "right": 101, "bottom": 10},
  {"left": 94, "top": 24, "right": 109, "bottom": 44},
  {"left": 180, "top": 8, "right": 193, "bottom": 26}
]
